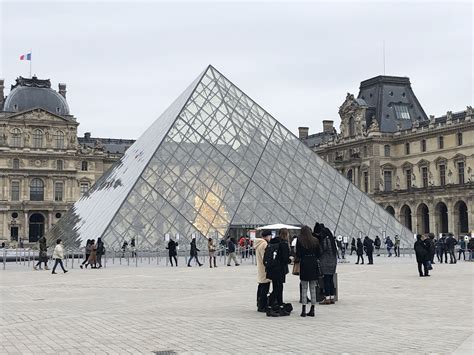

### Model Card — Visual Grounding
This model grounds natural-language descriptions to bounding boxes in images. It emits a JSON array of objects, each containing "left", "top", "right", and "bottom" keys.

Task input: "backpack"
[{"left": 263, "top": 242, "right": 280, "bottom": 273}]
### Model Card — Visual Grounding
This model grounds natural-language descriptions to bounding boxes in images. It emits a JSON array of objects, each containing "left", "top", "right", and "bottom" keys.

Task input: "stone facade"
[
  {"left": 0, "top": 76, "right": 133, "bottom": 245},
  {"left": 300, "top": 76, "right": 473, "bottom": 237}
]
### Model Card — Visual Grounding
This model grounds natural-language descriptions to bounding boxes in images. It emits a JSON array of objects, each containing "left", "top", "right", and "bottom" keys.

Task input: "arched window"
[
  {"left": 32, "top": 129, "right": 43, "bottom": 148},
  {"left": 10, "top": 128, "right": 22, "bottom": 147},
  {"left": 12, "top": 158, "right": 20, "bottom": 169},
  {"left": 55, "top": 130, "right": 65, "bottom": 149},
  {"left": 30, "top": 178, "right": 44, "bottom": 201},
  {"left": 81, "top": 161, "right": 88, "bottom": 171},
  {"left": 348, "top": 116, "right": 355, "bottom": 137}
]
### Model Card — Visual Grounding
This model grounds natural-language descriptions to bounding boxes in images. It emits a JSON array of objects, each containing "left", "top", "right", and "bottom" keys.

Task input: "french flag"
[{"left": 19, "top": 53, "right": 32, "bottom": 61}]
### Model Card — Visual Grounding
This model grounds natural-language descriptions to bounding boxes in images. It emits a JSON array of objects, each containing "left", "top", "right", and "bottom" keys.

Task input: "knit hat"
[{"left": 261, "top": 230, "right": 272, "bottom": 237}]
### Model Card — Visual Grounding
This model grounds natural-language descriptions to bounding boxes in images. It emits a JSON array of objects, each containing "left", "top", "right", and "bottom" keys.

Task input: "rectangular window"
[
  {"left": 422, "top": 167, "right": 428, "bottom": 188},
  {"left": 438, "top": 136, "right": 444, "bottom": 149},
  {"left": 393, "top": 105, "right": 411, "bottom": 119},
  {"left": 11, "top": 181, "right": 20, "bottom": 201},
  {"left": 363, "top": 171, "right": 369, "bottom": 193},
  {"left": 457, "top": 132, "right": 463, "bottom": 146},
  {"left": 421, "top": 139, "right": 426, "bottom": 152},
  {"left": 384, "top": 145, "right": 390, "bottom": 157},
  {"left": 384, "top": 171, "right": 392, "bottom": 192},
  {"left": 81, "top": 161, "right": 88, "bottom": 171},
  {"left": 57, "top": 160, "right": 63, "bottom": 171},
  {"left": 54, "top": 182, "right": 63, "bottom": 201},
  {"left": 458, "top": 162, "right": 465, "bottom": 184},
  {"left": 363, "top": 145, "right": 368, "bottom": 157},
  {"left": 80, "top": 182, "right": 89, "bottom": 196},
  {"left": 406, "top": 169, "right": 412, "bottom": 189},
  {"left": 405, "top": 142, "right": 410, "bottom": 155},
  {"left": 439, "top": 164, "right": 446, "bottom": 186}
]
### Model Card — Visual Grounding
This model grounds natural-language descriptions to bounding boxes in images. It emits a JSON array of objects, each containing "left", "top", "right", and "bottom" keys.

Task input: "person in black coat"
[
  {"left": 318, "top": 224, "right": 338, "bottom": 305},
  {"left": 446, "top": 234, "right": 458, "bottom": 264},
  {"left": 267, "top": 229, "right": 291, "bottom": 314},
  {"left": 296, "top": 225, "right": 321, "bottom": 317},
  {"left": 350, "top": 237, "right": 356, "bottom": 255},
  {"left": 427, "top": 235, "right": 436, "bottom": 264},
  {"left": 363, "top": 236, "right": 374, "bottom": 264},
  {"left": 374, "top": 236, "right": 381, "bottom": 256},
  {"left": 187, "top": 237, "right": 202, "bottom": 267},
  {"left": 356, "top": 237, "right": 364, "bottom": 264},
  {"left": 166, "top": 239, "right": 178, "bottom": 266},
  {"left": 414, "top": 234, "right": 430, "bottom": 277},
  {"left": 96, "top": 238, "right": 105, "bottom": 268}
]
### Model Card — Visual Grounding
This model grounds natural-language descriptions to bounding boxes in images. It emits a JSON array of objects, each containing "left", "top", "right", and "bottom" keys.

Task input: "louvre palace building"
[
  {"left": 0, "top": 76, "right": 133, "bottom": 245},
  {"left": 299, "top": 75, "right": 473, "bottom": 237}
]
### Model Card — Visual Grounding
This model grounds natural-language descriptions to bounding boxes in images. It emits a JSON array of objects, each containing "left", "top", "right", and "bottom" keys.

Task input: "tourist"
[
  {"left": 130, "top": 237, "right": 136, "bottom": 258},
  {"left": 385, "top": 236, "right": 394, "bottom": 257},
  {"left": 51, "top": 239, "right": 68, "bottom": 274},
  {"left": 266, "top": 228, "right": 291, "bottom": 315},
  {"left": 426, "top": 235, "right": 436, "bottom": 264},
  {"left": 318, "top": 225, "right": 337, "bottom": 305},
  {"left": 350, "top": 237, "right": 356, "bottom": 255},
  {"left": 414, "top": 234, "right": 430, "bottom": 277},
  {"left": 296, "top": 225, "right": 321, "bottom": 317},
  {"left": 356, "top": 237, "right": 364, "bottom": 264},
  {"left": 208, "top": 237, "right": 217, "bottom": 268},
  {"left": 458, "top": 237, "right": 466, "bottom": 261},
  {"left": 34, "top": 235, "right": 49, "bottom": 271},
  {"left": 96, "top": 237, "right": 105, "bottom": 268},
  {"left": 255, "top": 230, "right": 272, "bottom": 312},
  {"left": 363, "top": 236, "right": 374, "bottom": 264},
  {"left": 467, "top": 237, "right": 474, "bottom": 260},
  {"left": 85, "top": 239, "right": 97, "bottom": 268},
  {"left": 394, "top": 235, "right": 401, "bottom": 257},
  {"left": 80, "top": 240, "right": 92, "bottom": 269},
  {"left": 188, "top": 236, "right": 203, "bottom": 267},
  {"left": 166, "top": 238, "right": 178, "bottom": 266},
  {"left": 219, "top": 238, "right": 226, "bottom": 257},
  {"left": 226, "top": 238, "right": 240, "bottom": 266},
  {"left": 446, "top": 234, "right": 457, "bottom": 264},
  {"left": 121, "top": 240, "right": 128, "bottom": 257}
]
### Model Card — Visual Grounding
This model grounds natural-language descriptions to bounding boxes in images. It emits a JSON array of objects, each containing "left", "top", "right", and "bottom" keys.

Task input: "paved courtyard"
[{"left": 0, "top": 254, "right": 473, "bottom": 354}]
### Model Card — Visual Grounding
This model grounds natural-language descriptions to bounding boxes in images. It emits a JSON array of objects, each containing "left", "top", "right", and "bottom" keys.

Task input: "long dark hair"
[{"left": 299, "top": 226, "right": 319, "bottom": 249}]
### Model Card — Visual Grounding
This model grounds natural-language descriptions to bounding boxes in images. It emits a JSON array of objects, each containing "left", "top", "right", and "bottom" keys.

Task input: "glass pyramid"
[{"left": 49, "top": 65, "right": 413, "bottom": 249}]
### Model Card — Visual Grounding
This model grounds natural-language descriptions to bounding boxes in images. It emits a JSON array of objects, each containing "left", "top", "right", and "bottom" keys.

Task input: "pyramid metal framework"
[{"left": 49, "top": 65, "right": 413, "bottom": 249}]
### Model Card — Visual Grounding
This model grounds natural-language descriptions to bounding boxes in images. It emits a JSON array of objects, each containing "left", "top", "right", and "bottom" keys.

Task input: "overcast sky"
[{"left": 1, "top": 0, "right": 472, "bottom": 139}]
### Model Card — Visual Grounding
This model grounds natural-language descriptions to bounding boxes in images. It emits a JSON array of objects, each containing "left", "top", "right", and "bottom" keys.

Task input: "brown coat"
[{"left": 254, "top": 238, "right": 270, "bottom": 284}]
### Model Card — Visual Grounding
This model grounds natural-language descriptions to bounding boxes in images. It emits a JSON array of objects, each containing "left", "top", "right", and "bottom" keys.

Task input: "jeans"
[
  {"left": 52, "top": 259, "right": 66, "bottom": 273},
  {"left": 458, "top": 250, "right": 465, "bottom": 260},
  {"left": 81, "top": 254, "right": 90, "bottom": 265},
  {"left": 375, "top": 246, "right": 380, "bottom": 256},
  {"left": 169, "top": 255, "right": 178, "bottom": 266},
  {"left": 188, "top": 255, "right": 201, "bottom": 266},
  {"left": 269, "top": 280, "right": 284, "bottom": 308},
  {"left": 417, "top": 261, "right": 428, "bottom": 276},
  {"left": 387, "top": 247, "right": 392, "bottom": 256},
  {"left": 394, "top": 246, "right": 400, "bottom": 257},
  {"left": 300, "top": 280, "right": 317, "bottom": 305},
  {"left": 356, "top": 255, "right": 364, "bottom": 264},
  {"left": 367, "top": 250, "right": 374, "bottom": 264},
  {"left": 448, "top": 248, "right": 456, "bottom": 263},
  {"left": 257, "top": 282, "right": 270, "bottom": 309},
  {"left": 96, "top": 254, "right": 102, "bottom": 267},
  {"left": 323, "top": 274, "right": 334, "bottom": 296}
]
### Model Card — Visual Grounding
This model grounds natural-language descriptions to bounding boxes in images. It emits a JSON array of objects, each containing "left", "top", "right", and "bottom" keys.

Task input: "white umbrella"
[{"left": 256, "top": 223, "right": 301, "bottom": 230}]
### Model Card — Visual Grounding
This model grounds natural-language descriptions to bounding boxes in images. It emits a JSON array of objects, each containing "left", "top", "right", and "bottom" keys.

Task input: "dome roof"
[{"left": 3, "top": 76, "right": 70, "bottom": 116}]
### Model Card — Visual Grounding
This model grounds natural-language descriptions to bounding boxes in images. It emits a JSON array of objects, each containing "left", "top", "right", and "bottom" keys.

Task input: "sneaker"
[
  {"left": 64, "top": 270, "right": 68, "bottom": 274},
  {"left": 80, "top": 265, "right": 83, "bottom": 269},
  {"left": 227, "top": 264, "right": 231, "bottom": 266},
  {"left": 51, "top": 272, "right": 57, "bottom": 274},
  {"left": 236, "top": 264, "right": 240, "bottom": 266},
  {"left": 33, "top": 266, "right": 38, "bottom": 271}
]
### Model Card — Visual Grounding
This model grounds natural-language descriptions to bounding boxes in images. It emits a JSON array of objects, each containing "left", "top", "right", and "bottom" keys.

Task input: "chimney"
[
  {"left": 322, "top": 120, "right": 334, "bottom": 133},
  {"left": 84, "top": 132, "right": 91, "bottom": 140},
  {"left": 298, "top": 127, "right": 309, "bottom": 140},
  {"left": 58, "top": 83, "right": 67, "bottom": 98},
  {"left": 0, "top": 79, "right": 4, "bottom": 107}
]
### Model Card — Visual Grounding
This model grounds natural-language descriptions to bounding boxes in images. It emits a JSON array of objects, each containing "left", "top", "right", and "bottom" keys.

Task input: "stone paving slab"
[{"left": 0, "top": 255, "right": 473, "bottom": 354}]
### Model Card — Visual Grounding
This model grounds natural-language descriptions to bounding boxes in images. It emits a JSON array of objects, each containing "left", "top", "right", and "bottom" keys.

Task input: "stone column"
[
  {"left": 447, "top": 199, "right": 455, "bottom": 235},
  {"left": 48, "top": 212, "right": 53, "bottom": 233},
  {"left": 24, "top": 211, "right": 29, "bottom": 241},
  {"left": 428, "top": 202, "right": 437, "bottom": 237}
]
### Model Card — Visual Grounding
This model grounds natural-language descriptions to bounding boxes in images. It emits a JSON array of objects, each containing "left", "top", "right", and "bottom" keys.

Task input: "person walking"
[
  {"left": 266, "top": 228, "right": 291, "bottom": 315},
  {"left": 166, "top": 238, "right": 178, "bottom": 266},
  {"left": 255, "top": 230, "right": 272, "bottom": 312},
  {"left": 438, "top": 235, "right": 448, "bottom": 263},
  {"left": 363, "top": 236, "right": 374, "bottom": 264},
  {"left": 414, "top": 234, "right": 430, "bottom": 277},
  {"left": 188, "top": 236, "right": 202, "bottom": 267},
  {"left": 85, "top": 239, "right": 97, "bottom": 268},
  {"left": 427, "top": 235, "right": 436, "bottom": 265},
  {"left": 374, "top": 236, "right": 381, "bottom": 256},
  {"left": 51, "top": 239, "right": 68, "bottom": 274},
  {"left": 208, "top": 238, "right": 217, "bottom": 268},
  {"left": 318, "top": 225, "right": 337, "bottom": 305},
  {"left": 350, "top": 237, "right": 356, "bottom": 255},
  {"left": 356, "top": 237, "right": 364, "bottom": 264},
  {"left": 226, "top": 238, "right": 240, "bottom": 266},
  {"left": 394, "top": 235, "right": 401, "bottom": 257},
  {"left": 458, "top": 238, "right": 466, "bottom": 261},
  {"left": 96, "top": 238, "right": 105, "bottom": 268},
  {"left": 446, "top": 234, "right": 457, "bottom": 264},
  {"left": 34, "top": 235, "right": 49, "bottom": 271},
  {"left": 121, "top": 240, "right": 128, "bottom": 258},
  {"left": 296, "top": 225, "right": 321, "bottom": 317},
  {"left": 80, "top": 239, "right": 92, "bottom": 269},
  {"left": 385, "top": 236, "right": 394, "bottom": 257},
  {"left": 130, "top": 237, "right": 136, "bottom": 258}
]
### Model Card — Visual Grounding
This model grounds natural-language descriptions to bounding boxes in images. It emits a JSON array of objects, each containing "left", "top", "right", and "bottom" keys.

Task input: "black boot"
[
  {"left": 307, "top": 305, "right": 315, "bottom": 317},
  {"left": 300, "top": 305, "right": 306, "bottom": 317}
]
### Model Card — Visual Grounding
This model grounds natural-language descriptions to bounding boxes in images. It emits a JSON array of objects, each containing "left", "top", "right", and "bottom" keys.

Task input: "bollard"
[
  {"left": 104, "top": 251, "right": 107, "bottom": 269},
  {"left": 127, "top": 252, "right": 130, "bottom": 266},
  {"left": 3, "top": 248, "right": 6, "bottom": 270},
  {"left": 28, "top": 249, "right": 31, "bottom": 267},
  {"left": 135, "top": 251, "right": 138, "bottom": 267},
  {"left": 148, "top": 252, "right": 151, "bottom": 265},
  {"left": 16, "top": 246, "right": 18, "bottom": 264},
  {"left": 23, "top": 248, "right": 26, "bottom": 266}
]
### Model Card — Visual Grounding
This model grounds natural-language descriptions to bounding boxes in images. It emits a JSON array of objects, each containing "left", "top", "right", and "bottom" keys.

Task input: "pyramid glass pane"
[{"left": 48, "top": 65, "right": 413, "bottom": 250}]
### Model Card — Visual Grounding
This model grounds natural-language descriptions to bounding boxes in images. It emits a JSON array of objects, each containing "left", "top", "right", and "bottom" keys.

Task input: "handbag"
[{"left": 292, "top": 262, "right": 300, "bottom": 275}]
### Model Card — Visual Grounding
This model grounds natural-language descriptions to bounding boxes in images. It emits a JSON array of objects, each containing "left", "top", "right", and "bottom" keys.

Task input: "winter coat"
[
  {"left": 374, "top": 237, "right": 381, "bottom": 248},
  {"left": 254, "top": 238, "right": 270, "bottom": 284},
  {"left": 468, "top": 239, "right": 474, "bottom": 250},
  {"left": 351, "top": 238, "right": 356, "bottom": 250},
  {"left": 459, "top": 240, "right": 466, "bottom": 250},
  {"left": 96, "top": 241, "right": 105, "bottom": 256},
  {"left": 319, "top": 234, "right": 337, "bottom": 275},
  {"left": 356, "top": 239, "right": 364, "bottom": 256},
  {"left": 167, "top": 240, "right": 177, "bottom": 257},
  {"left": 38, "top": 237, "right": 47, "bottom": 252},
  {"left": 266, "top": 237, "right": 291, "bottom": 282},
  {"left": 88, "top": 244, "right": 97, "bottom": 264},
  {"left": 227, "top": 239, "right": 236, "bottom": 253},
  {"left": 414, "top": 239, "right": 430, "bottom": 263},
  {"left": 427, "top": 238, "right": 435, "bottom": 258},
  {"left": 363, "top": 237, "right": 374, "bottom": 253},
  {"left": 296, "top": 240, "right": 321, "bottom": 281},
  {"left": 446, "top": 236, "right": 457, "bottom": 250},
  {"left": 53, "top": 244, "right": 64, "bottom": 259},
  {"left": 208, "top": 240, "right": 216, "bottom": 253},
  {"left": 190, "top": 239, "right": 199, "bottom": 256},
  {"left": 386, "top": 238, "right": 394, "bottom": 248},
  {"left": 85, "top": 243, "right": 92, "bottom": 254}
]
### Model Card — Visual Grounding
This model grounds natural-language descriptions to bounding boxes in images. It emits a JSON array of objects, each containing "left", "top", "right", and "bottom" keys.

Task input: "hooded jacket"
[
  {"left": 53, "top": 244, "right": 64, "bottom": 259},
  {"left": 254, "top": 238, "right": 271, "bottom": 284}
]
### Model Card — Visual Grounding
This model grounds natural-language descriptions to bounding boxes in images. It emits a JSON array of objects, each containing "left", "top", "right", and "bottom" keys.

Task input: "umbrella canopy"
[{"left": 256, "top": 223, "right": 301, "bottom": 230}]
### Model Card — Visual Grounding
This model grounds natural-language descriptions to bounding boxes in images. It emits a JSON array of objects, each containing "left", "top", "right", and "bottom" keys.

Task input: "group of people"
[
  {"left": 79, "top": 238, "right": 105, "bottom": 269},
  {"left": 255, "top": 223, "right": 338, "bottom": 318},
  {"left": 350, "top": 235, "right": 401, "bottom": 259}
]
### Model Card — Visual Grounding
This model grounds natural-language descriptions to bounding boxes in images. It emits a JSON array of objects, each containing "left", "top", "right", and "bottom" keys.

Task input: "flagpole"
[{"left": 29, "top": 49, "right": 32, "bottom": 78}]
